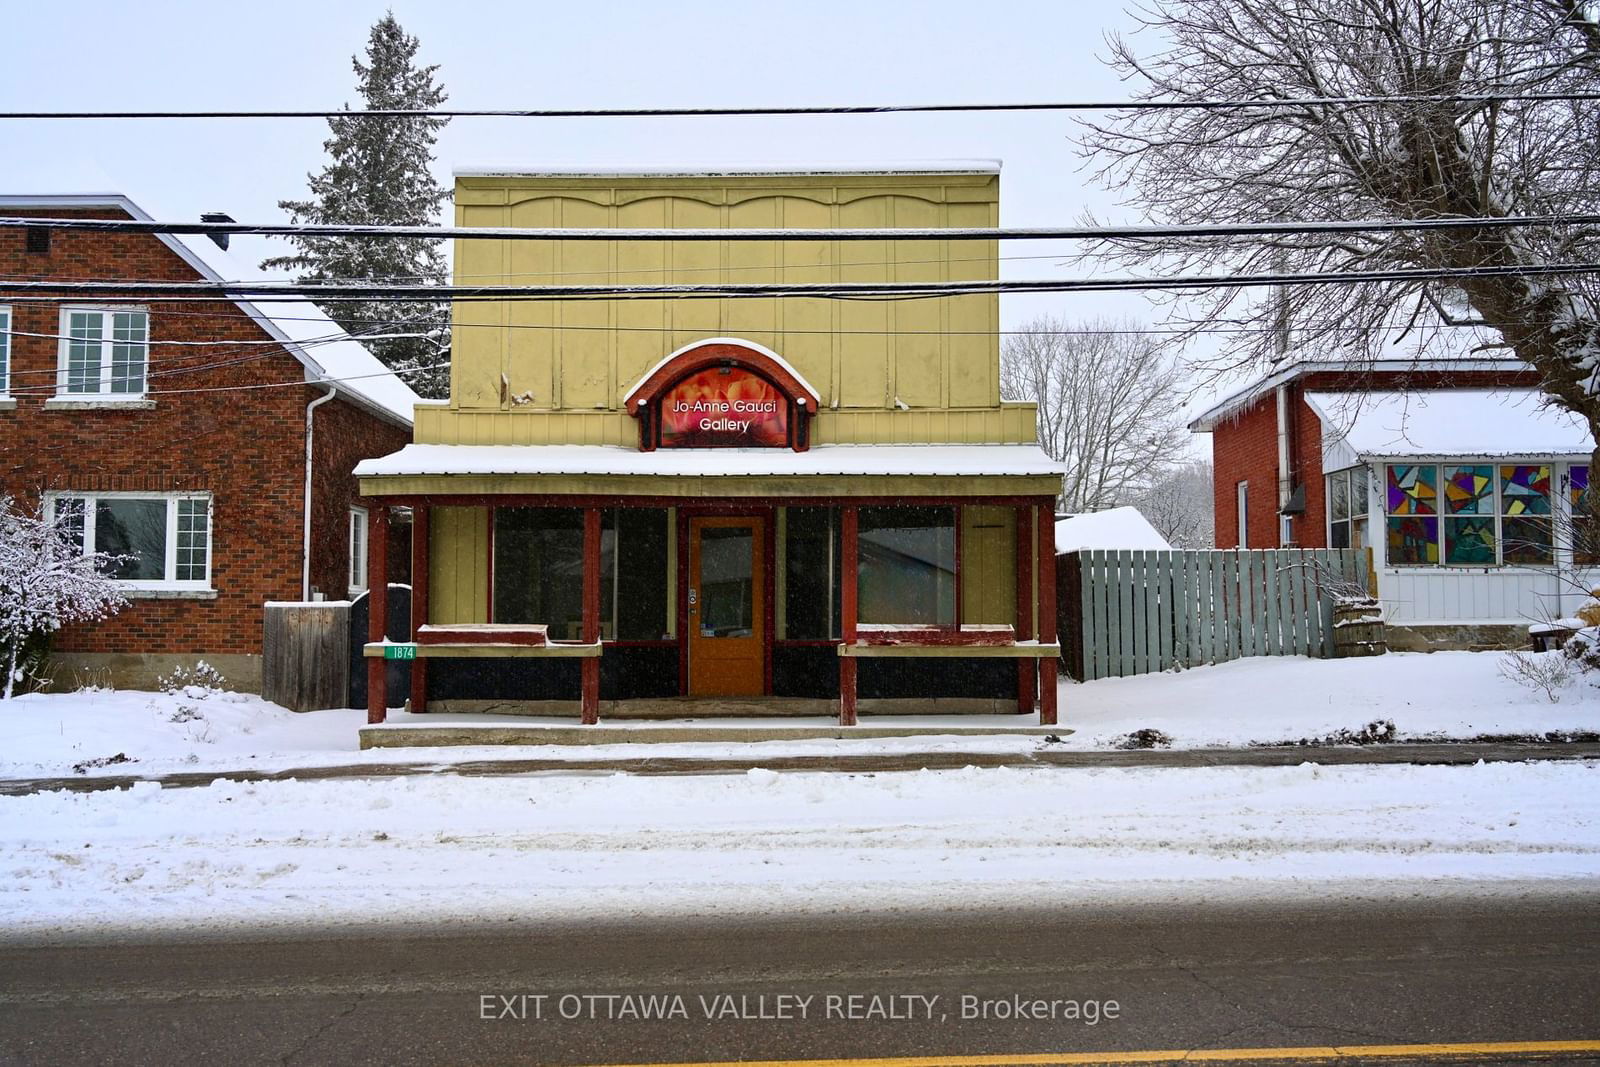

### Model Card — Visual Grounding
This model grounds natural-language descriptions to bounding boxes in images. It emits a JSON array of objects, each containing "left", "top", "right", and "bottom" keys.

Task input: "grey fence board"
[{"left": 1060, "top": 548, "right": 1365, "bottom": 680}]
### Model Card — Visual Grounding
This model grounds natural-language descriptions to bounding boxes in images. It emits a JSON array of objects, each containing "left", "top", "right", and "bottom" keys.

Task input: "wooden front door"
[{"left": 688, "top": 515, "right": 765, "bottom": 696}]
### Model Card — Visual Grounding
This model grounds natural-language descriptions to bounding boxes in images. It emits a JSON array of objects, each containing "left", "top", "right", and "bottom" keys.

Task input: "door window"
[{"left": 698, "top": 525, "right": 754, "bottom": 637}]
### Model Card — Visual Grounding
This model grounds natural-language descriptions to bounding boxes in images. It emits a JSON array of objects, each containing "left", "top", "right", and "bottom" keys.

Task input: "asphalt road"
[{"left": 1, "top": 894, "right": 1598, "bottom": 1066}]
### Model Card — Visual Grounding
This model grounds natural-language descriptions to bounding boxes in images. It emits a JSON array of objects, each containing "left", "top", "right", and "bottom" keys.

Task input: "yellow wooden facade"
[
  {"left": 386, "top": 167, "right": 1043, "bottom": 632},
  {"left": 433, "top": 167, "right": 1031, "bottom": 443}
]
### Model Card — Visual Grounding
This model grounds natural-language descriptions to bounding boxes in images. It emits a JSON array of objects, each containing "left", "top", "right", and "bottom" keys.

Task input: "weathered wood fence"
[
  {"left": 263, "top": 601, "right": 350, "bottom": 712},
  {"left": 1058, "top": 549, "right": 1366, "bottom": 681}
]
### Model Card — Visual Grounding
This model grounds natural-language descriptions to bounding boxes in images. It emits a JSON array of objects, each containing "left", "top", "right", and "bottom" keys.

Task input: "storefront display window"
[
  {"left": 783, "top": 507, "right": 840, "bottom": 639},
  {"left": 494, "top": 507, "right": 671, "bottom": 640},
  {"left": 858, "top": 506, "right": 956, "bottom": 625}
]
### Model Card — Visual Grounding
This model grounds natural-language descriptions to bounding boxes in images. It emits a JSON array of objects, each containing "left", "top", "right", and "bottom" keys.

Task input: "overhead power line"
[
  {"left": 7, "top": 213, "right": 1598, "bottom": 243},
  {"left": 4, "top": 91, "right": 1600, "bottom": 120},
  {"left": 0, "top": 296, "right": 1531, "bottom": 339},
  {"left": 5, "top": 261, "right": 1599, "bottom": 303}
]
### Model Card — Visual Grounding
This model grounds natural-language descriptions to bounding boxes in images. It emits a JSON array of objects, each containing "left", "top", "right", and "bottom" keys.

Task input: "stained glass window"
[
  {"left": 1501, "top": 465, "right": 1552, "bottom": 564},
  {"left": 1441, "top": 465, "right": 1495, "bottom": 564},
  {"left": 1387, "top": 515, "right": 1439, "bottom": 565},
  {"left": 1572, "top": 466, "right": 1600, "bottom": 567},
  {"left": 1387, "top": 465, "right": 1436, "bottom": 515},
  {"left": 1386, "top": 465, "right": 1438, "bottom": 565},
  {"left": 1444, "top": 516, "right": 1496, "bottom": 564},
  {"left": 1500, "top": 465, "right": 1551, "bottom": 515},
  {"left": 1443, "top": 465, "right": 1493, "bottom": 514}
]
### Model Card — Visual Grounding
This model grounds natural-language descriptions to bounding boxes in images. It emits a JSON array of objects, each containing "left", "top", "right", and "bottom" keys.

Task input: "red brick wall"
[
  {"left": 0, "top": 206, "right": 410, "bottom": 657},
  {"left": 1209, "top": 388, "right": 1328, "bottom": 549},
  {"left": 309, "top": 395, "right": 411, "bottom": 599}
]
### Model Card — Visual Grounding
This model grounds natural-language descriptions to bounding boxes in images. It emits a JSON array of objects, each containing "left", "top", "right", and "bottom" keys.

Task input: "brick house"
[
  {"left": 1191, "top": 359, "right": 1597, "bottom": 648},
  {"left": 0, "top": 194, "right": 420, "bottom": 691}
]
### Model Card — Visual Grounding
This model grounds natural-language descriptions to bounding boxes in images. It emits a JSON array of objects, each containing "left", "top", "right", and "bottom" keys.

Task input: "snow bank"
[
  {"left": 1064, "top": 651, "right": 1600, "bottom": 747},
  {"left": 3, "top": 761, "right": 1594, "bottom": 936},
  {"left": 0, "top": 687, "right": 360, "bottom": 779},
  {"left": 3, "top": 651, "right": 1599, "bottom": 779}
]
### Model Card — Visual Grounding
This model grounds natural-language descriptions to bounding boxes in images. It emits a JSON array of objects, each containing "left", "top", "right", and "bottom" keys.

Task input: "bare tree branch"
[{"left": 1001, "top": 315, "right": 1190, "bottom": 511}]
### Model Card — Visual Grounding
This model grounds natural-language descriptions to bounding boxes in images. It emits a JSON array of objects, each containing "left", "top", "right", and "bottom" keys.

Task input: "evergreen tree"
[{"left": 262, "top": 13, "right": 451, "bottom": 398}]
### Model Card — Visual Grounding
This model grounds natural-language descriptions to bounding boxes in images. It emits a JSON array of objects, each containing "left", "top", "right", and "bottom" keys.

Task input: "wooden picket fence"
[{"left": 1057, "top": 548, "right": 1367, "bottom": 681}]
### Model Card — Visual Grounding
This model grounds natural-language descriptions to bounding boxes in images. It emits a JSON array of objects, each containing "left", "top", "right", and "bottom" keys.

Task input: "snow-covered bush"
[
  {"left": 156, "top": 661, "right": 229, "bottom": 698},
  {"left": 1562, "top": 628, "right": 1600, "bottom": 675},
  {"left": 1499, "top": 650, "right": 1575, "bottom": 703},
  {"left": 0, "top": 496, "right": 128, "bottom": 700}
]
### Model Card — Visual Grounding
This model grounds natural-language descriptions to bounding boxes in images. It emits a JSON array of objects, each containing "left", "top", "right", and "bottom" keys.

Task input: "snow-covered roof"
[
  {"left": 1188, "top": 357, "right": 1530, "bottom": 432},
  {"left": 355, "top": 443, "right": 1062, "bottom": 480},
  {"left": 1307, "top": 389, "right": 1593, "bottom": 462},
  {"left": 0, "top": 194, "right": 421, "bottom": 426},
  {"left": 455, "top": 160, "right": 1002, "bottom": 178},
  {"left": 1054, "top": 507, "right": 1173, "bottom": 555}
]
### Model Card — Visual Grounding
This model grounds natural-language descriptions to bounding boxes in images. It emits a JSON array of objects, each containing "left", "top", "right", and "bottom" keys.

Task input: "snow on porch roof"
[
  {"left": 1306, "top": 388, "right": 1594, "bottom": 459},
  {"left": 354, "top": 443, "right": 1063, "bottom": 480}
]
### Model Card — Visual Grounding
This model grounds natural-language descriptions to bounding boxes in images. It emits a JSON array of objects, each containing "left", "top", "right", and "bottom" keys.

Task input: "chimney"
[{"left": 200, "top": 211, "right": 234, "bottom": 251}]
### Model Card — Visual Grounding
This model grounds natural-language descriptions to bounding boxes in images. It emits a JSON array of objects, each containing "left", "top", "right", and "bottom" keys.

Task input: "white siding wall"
[{"left": 1377, "top": 567, "right": 1598, "bottom": 625}]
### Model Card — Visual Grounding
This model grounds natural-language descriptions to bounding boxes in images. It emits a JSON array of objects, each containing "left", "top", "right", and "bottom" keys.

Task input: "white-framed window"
[
  {"left": 1235, "top": 481, "right": 1249, "bottom": 547},
  {"left": 47, "top": 492, "right": 212, "bottom": 590},
  {"left": 1382, "top": 461, "right": 1559, "bottom": 567},
  {"left": 1326, "top": 465, "right": 1370, "bottom": 550},
  {"left": 348, "top": 506, "right": 369, "bottom": 594},
  {"left": 0, "top": 305, "right": 11, "bottom": 396},
  {"left": 56, "top": 306, "right": 148, "bottom": 397}
]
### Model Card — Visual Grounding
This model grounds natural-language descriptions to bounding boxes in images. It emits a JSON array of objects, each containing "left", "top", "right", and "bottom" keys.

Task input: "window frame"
[
  {"left": 1324, "top": 465, "right": 1371, "bottom": 552},
  {"left": 1569, "top": 465, "right": 1600, "bottom": 568},
  {"left": 1235, "top": 481, "right": 1249, "bottom": 548},
  {"left": 0, "top": 305, "right": 11, "bottom": 397},
  {"left": 856, "top": 505, "right": 958, "bottom": 627},
  {"left": 45, "top": 490, "right": 213, "bottom": 591},
  {"left": 54, "top": 305, "right": 150, "bottom": 398},
  {"left": 348, "top": 505, "right": 369, "bottom": 595},
  {"left": 490, "top": 506, "right": 673, "bottom": 642}
]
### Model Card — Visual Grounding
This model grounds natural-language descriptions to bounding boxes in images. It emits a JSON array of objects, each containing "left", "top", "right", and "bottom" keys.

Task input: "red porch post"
[
  {"left": 366, "top": 504, "right": 389, "bottom": 725},
  {"left": 839, "top": 505, "right": 859, "bottom": 726},
  {"left": 581, "top": 506, "right": 601, "bottom": 725},
  {"left": 1037, "top": 502, "right": 1059, "bottom": 727},
  {"left": 409, "top": 505, "right": 430, "bottom": 715},
  {"left": 1015, "top": 505, "right": 1035, "bottom": 716}
]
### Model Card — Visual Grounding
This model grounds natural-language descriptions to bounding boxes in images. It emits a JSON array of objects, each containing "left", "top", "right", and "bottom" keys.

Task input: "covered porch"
[{"left": 354, "top": 445, "right": 1064, "bottom": 730}]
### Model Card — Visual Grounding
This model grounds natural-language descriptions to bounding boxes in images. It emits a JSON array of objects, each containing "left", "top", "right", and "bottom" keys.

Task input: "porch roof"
[{"left": 355, "top": 442, "right": 1062, "bottom": 480}]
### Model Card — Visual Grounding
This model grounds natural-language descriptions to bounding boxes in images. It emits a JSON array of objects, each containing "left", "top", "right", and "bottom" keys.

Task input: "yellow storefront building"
[{"left": 354, "top": 164, "right": 1064, "bottom": 727}]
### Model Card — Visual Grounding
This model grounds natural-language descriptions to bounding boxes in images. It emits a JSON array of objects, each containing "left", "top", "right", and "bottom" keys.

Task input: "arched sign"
[
  {"left": 625, "top": 340, "right": 819, "bottom": 452},
  {"left": 660, "top": 366, "right": 789, "bottom": 447}
]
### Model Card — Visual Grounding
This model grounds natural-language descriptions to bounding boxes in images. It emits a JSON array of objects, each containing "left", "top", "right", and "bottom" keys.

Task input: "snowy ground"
[
  {"left": 1, "top": 651, "right": 1597, "bottom": 780},
  {"left": 3, "top": 760, "right": 1596, "bottom": 937}
]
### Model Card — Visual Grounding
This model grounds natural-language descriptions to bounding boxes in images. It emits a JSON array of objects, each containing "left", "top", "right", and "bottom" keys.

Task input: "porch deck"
[{"left": 358, "top": 711, "right": 1067, "bottom": 749}]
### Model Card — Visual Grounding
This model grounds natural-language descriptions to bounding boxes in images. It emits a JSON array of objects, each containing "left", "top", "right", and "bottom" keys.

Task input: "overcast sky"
[{"left": 2, "top": 0, "right": 1224, "bottom": 419}]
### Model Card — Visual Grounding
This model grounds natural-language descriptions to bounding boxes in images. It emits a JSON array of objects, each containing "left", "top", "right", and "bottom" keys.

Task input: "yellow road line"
[{"left": 580, "top": 1039, "right": 1600, "bottom": 1067}]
